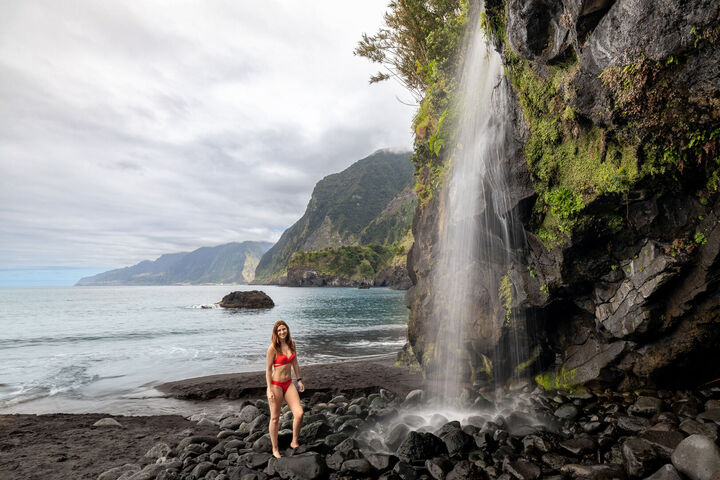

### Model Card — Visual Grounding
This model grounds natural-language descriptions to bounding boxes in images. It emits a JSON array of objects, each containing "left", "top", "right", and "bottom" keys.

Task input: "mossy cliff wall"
[{"left": 406, "top": 0, "right": 720, "bottom": 389}]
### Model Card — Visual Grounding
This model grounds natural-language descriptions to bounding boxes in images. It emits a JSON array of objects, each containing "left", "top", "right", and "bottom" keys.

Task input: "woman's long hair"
[{"left": 271, "top": 320, "right": 296, "bottom": 355}]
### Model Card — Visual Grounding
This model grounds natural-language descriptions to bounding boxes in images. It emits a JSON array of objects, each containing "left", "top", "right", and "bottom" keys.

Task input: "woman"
[{"left": 266, "top": 320, "right": 304, "bottom": 458}]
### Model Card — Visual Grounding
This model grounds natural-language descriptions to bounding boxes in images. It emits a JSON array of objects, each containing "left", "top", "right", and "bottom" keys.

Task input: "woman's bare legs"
[
  {"left": 284, "top": 383, "right": 304, "bottom": 448},
  {"left": 268, "top": 385, "right": 284, "bottom": 458}
]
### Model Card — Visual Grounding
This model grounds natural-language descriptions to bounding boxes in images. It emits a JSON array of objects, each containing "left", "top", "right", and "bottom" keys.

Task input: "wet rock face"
[
  {"left": 570, "top": 0, "right": 720, "bottom": 126},
  {"left": 219, "top": 290, "right": 274, "bottom": 309},
  {"left": 407, "top": 0, "right": 720, "bottom": 390}
]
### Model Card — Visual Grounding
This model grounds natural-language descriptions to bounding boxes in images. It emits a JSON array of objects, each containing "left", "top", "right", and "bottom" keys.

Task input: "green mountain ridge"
[
  {"left": 253, "top": 149, "right": 415, "bottom": 284},
  {"left": 76, "top": 241, "right": 273, "bottom": 286}
]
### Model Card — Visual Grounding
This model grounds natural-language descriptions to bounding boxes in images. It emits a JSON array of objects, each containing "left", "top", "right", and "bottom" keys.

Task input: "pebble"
[
  {"left": 144, "top": 442, "right": 170, "bottom": 459},
  {"left": 93, "top": 418, "right": 123, "bottom": 427},
  {"left": 98, "top": 464, "right": 140, "bottom": 480},
  {"left": 559, "top": 436, "right": 596, "bottom": 456},
  {"left": 629, "top": 396, "right": 664, "bottom": 417},
  {"left": 554, "top": 404, "right": 580, "bottom": 420}
]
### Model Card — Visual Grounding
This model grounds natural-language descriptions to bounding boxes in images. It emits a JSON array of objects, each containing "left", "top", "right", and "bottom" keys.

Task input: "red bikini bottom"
[{"left": 271, "top": 379, "right": 292, "bottom": 393}]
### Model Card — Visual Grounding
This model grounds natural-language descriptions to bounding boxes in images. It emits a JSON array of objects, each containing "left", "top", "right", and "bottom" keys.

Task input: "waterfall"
[{"left": 430, "top": 9, "right": 528, "bottom": 404}]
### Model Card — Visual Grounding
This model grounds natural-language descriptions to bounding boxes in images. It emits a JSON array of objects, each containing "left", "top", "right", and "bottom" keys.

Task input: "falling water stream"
[
  {"left": 429, "top": 7, "right": 528, "bottom": 405},
  {"left": 355, "top": 9, "right": 543, "bottom": 453}
]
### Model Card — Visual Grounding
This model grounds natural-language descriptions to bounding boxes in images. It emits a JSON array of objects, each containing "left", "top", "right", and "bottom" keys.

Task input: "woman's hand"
[
  {"left": 297, "top": 380, "right": 305, "bottom": 393},
  {"left": 267, "top": 387, "right": 274, "bottom": 401}
]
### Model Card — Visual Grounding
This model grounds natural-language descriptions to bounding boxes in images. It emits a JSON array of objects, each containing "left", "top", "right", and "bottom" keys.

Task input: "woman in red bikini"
[{"left": 266, "top": 320, "right": 304, "bottom": 458}]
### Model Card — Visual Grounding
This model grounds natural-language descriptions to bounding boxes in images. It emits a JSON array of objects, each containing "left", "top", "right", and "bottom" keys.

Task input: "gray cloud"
[{"left": 0, "top": 0, "right": 414, "bottom": 268}]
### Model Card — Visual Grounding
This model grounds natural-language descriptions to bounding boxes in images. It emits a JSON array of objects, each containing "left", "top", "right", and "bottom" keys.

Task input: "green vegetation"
[
  {"left": 356, "top": 1, "right": 719, "bottom": 254},
  {"left": 535, "top": 366, "right": 579, "bottom": 392},
  {"left": 694, "top": 232, "right": 708, "bottom": 245},
  {"left": 356, "top": 0, "right": 468, "bottom": 208},
  {"left": 254, "top": 150, "right": 415, "bottom": 283},
  {"left": 289, "top": 243, "right": 405, "bottom": 279}
]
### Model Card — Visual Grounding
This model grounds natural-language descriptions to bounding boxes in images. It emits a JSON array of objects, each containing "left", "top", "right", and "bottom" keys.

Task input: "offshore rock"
[{"left": 219, "top": 290, "right": 274, "bottom": 309}]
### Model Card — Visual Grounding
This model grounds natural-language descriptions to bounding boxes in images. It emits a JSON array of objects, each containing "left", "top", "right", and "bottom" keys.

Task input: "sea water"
[{"left": 0, "top": 285, "right": 407, "bottom": 414}]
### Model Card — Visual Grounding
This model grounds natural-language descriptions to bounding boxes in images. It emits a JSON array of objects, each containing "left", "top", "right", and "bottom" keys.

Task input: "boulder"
[
  {"left": 396, "top": 431, "right": 448, "bottom": 462},
  {"left": 671, "top": 435, "right": 720, "bottom": 480},
  {"left": 273, "top": 453, "right": 326, "bottom": 480},
  {"left": 219, "top": 290, "right": 274, "bottom": 309},
  {"left": 622, "top": 437, "right": 661, "bottom": 477}
]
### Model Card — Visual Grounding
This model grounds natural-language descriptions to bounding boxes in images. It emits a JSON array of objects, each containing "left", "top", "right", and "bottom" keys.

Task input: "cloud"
[{"left": 0, "top": 0, "right": 415, "bottom": 268}]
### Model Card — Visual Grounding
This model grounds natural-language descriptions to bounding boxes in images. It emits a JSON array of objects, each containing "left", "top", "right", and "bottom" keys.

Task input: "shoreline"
[
  {"left": 0, "top": 353, "right": 422, "bottom": 416},
  {"left": 0, "top": 354, "right": 425, "bottom": 480},
  {"left": 156, "top": 354, "right": 425, "bottom": 402}
]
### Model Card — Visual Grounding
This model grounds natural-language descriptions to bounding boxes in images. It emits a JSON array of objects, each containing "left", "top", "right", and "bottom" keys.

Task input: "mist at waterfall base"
[{"left": 428, "top": 9, "right": 530, "bottom": 406}]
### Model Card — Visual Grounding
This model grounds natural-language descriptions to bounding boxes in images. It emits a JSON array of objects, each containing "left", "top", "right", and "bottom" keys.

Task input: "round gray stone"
[{"left": 671, "top": 434, "right": 720, "bottom": 480}]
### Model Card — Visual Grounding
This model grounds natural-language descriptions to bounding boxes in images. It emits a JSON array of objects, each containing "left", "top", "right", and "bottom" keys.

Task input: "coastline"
[
  {"left": 0, "top": 354, "right": 424, "bottom": 480},
  {"left": 156, "top": 354, "right": 425, "bottom": 401}
]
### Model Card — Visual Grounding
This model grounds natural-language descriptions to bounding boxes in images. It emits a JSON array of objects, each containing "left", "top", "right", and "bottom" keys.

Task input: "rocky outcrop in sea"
[{"left": 219, "top": 291, "right": 275, "bottom": 309}]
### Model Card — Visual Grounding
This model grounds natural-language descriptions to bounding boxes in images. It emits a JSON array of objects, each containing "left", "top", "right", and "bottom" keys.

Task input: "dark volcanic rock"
[
  {"left": 645, "top": 465, "right": 683, "bottom": 480},
  {"left": 406, "top": 0, "right": 720, "bottom": 391},
  {"left": 641, "top": 430, "right": 685, "bottom": 458},
  {"left": 622, "top": 437, "right": 661, "bottom": 477},
  {"left": 273, "top": 453, "right": 326, "bottom": 480},
  {"left": 219, "top": 290, "right": 274, "bottom": 309},
  {"left": 396, "top": 431, "right": 448, "bottom": 463}
]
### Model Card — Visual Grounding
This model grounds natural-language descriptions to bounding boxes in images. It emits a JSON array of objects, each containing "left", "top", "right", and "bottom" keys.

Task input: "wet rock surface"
[
  {"left": 89, "top": 383, "right": 720, "bottom": 480},
  {"left": 406, "top": 0, "right": 720, "bottom": 391}
]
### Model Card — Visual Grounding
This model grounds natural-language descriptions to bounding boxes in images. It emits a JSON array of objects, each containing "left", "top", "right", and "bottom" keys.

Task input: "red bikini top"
[{"left": 273, "top": 351, "right": 295, "bottom": 367}]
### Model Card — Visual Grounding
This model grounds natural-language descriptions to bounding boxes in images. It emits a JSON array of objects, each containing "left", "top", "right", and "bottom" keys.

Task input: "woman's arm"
[
  {"left": 266, "top": 347, "right": 275, "bottom": 400},
  {"left": 292, "top": 356, "right": 304, "bottom": 392}
]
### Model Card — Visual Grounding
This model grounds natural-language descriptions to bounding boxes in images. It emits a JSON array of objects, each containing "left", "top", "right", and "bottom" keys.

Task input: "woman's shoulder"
[{"left": 267, "top": 345, "right": 277, "bottom": 355}]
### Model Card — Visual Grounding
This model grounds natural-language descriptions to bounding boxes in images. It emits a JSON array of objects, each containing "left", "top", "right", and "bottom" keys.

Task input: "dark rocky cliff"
[{"left": 407, "top": 0, "right": 720, "bottom": 389}]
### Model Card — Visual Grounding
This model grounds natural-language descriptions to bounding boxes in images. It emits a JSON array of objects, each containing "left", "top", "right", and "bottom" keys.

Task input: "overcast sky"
[{"left": 0, "top": 0, "right": 415, "bottom": 269}]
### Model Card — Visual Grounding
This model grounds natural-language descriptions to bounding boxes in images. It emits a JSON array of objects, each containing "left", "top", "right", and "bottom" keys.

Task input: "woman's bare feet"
[
  {"left": 290, "top": 441, "right": 299, "bottom": 449},
  {"left": 272, "top": 449, "right": 281, "bottom": 458}
]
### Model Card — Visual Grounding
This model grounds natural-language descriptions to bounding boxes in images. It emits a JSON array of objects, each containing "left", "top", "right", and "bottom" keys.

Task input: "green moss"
[
  {"left": 289, "top": 243, "right": 404, "bottom": 279},
  {"left": 513, "top": 357, "right": 534, "bottom": 376},
  {"left": 694, "top": 232, "right": 708, "bottom": 245},
  {"left": 535, "top": 366, "right": 579, "bottom": 392}
]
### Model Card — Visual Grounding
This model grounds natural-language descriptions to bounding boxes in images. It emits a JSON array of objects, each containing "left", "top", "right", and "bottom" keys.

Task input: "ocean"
[{"left": 0, "top": 285, "right": 408, "bottom": 415}]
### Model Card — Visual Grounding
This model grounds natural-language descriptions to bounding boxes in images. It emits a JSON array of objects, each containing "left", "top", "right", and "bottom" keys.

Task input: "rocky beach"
[
  {"left": 0, "top": 357, "right": 720, "bottom": 480},
  {"left": 4, "top": 356, "right": 720, "bottom": 480}
]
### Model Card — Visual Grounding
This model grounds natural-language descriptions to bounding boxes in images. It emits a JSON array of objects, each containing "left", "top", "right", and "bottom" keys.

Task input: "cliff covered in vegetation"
[
  {"left": 362, "top": 0, "right": 720, "bottom": 389},
  {"left": 253, "top": 149, "right": 415, "bottom": 287}
]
